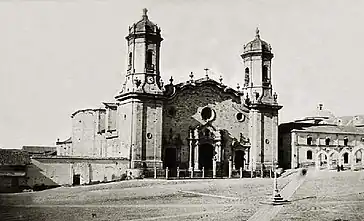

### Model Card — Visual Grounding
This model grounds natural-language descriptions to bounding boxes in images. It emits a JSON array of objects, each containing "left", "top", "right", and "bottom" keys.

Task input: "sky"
[{"left": 1, "top": 0, "right": 364, "bottom": 149}]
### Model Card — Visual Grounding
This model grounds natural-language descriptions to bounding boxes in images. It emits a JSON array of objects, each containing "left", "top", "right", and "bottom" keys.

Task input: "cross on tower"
[
  {"left": 189, "top": 72, "right": 194, "bottom": 81},
  {"left": 204, "top": 68, "right": 209, "bottom": 79},
  {"left": 143, "top": 8, "right": 148, "bottom": 18}
]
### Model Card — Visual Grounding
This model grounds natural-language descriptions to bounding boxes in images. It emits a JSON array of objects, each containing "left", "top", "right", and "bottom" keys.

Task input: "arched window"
[
  {"left": 355, "top": 150, "right": 362, "bottom": 163},
  {"left": 262, "top": 66, "right": 268, "bottom": 82},
  {"left": 146, "top": 50, "right": 153, "bottom": 69},
  {"left": 325, "top": 137, "right": 331, "bottom": 146},
  {"left": 307, "top": 136, "right": 312, "bottom": 145},
  {"left": 244, "top": 68, "right": 249, "bottom": 86},
  {"left": 128, "top": 52, "right": 132, "bottom": 67},
  {"left": 344, "top": 137, "right": 349, "bottom": 146},
  {"left": 307, "top": 150, "right": 312, "bottom": 160}
]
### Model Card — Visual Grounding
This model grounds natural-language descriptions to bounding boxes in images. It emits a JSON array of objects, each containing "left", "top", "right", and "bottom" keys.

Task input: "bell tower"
[
  {"left": 115, "top": 9, "right": 164, "bottom": 172},
  {"left": 241, "top": 28, "right": 282, "bottom": 173},
  {"left": 120, "top": 8, "right": 164, "bottom": 95},
  {"left": 242, "top": 28, "right": 275, "bottom": 104}
]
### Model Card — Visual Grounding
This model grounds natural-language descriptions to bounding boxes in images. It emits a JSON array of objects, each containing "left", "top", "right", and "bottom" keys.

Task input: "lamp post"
[{"left": 272, "top": 160, "right": 285, "bottom": 205}]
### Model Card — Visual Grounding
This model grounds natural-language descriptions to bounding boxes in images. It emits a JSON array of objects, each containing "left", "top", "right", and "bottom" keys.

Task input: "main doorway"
[
  {"left": 199, "top": 144, "right": 214, "bottom": 170},
  {"left": 234, "top": 150, "right": 245, "bottom": 170},
  {"left": 165, "top": 148, "right": 177, "bottom": 169}
]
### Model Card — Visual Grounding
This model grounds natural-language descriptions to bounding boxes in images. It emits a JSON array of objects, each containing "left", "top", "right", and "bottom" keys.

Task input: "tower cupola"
[
  {"left": 117, "top": 8, "right": 164, "bottom": 98},
  {"left": 126, "top": 8, "right": 163, "bottom": 41},
  {"left": 241, "top": 28, "right": 275, "bottom": 104}
]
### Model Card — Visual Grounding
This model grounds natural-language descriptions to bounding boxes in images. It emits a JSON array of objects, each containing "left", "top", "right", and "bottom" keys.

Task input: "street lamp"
[{"left": 272, "top": 160, "right": 285, "bottom": 205}]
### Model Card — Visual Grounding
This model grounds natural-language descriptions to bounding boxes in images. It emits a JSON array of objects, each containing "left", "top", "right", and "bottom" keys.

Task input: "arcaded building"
[
  {"left": 278, "top": 104, "right": 364, "bottom": 170},
  {"left": 54, "top": 9, "right": 282, "bottom": 179}
]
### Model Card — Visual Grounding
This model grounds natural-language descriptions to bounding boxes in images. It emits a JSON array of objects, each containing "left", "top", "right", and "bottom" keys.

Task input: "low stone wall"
[{"left": 27, "top": 157, "right": 129, "bottom": 188}]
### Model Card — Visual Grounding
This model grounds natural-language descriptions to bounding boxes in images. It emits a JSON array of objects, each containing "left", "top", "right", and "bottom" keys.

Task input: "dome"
[
  {"left": 242, "top": 28, "right": 272, "bottom": 56},
  {"left": 128, "top": 8, "right": 161, "bottom": 35},
  {"left": 302, "top": 104, "right": 336, "bottom": 123}
]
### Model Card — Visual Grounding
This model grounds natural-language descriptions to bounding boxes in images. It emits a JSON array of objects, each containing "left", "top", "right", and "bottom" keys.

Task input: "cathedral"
[{"left": 56, "top": 8, "right": 282, "bottom": 179}]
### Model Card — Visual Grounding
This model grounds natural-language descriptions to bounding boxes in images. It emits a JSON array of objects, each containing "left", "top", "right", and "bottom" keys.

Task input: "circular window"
[
  {"left": 236, "top": 113, "right": 245, "bottom": 122},
  {"left": 147, "top": 133, "right": 153, "bottom": 139},
  {"left": 201, "top": 107, "right": 215, "bottom": 121}
]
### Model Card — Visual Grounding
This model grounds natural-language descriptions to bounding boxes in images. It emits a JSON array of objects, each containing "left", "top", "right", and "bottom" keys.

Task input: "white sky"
[{"left": 1, "top": 0, "right": 364, "bottom": 149}]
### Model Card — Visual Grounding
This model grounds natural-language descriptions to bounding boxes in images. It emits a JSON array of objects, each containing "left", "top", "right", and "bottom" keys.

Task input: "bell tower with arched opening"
[
  {"left": 241, "top": 28, "right": 282, "bottom": 173},
  {"left": 119, "top": 8, "right": 164, "bottom": 95},
  {"left": 241, "top": 28, "right": 274, "bottom": 103},
  {"left": 115, "top": 9, "right": 164, "bottom": 172}
]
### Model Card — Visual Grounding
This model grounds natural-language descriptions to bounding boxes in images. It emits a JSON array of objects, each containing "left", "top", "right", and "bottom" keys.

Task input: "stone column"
[
  {"left": 214, "top": 131, "right": 222, "bottom": 162},
  {"left": 213, "top": 156, "right": 217, "bottom": 178},
  {"left": 69, "top": 164, "right": 73, "bottom": 185},
  {"left": 194, "top": 128, "right": 199, "bottom": 170},
  {"left": 315, "top": 149, "right": 320, "bottom": 170},
  {"left": 188, "top": 129, "right": 194, "bottom": 170},
  {"left": 327, "top": 154, "right": 331, "bottom": 170},
  {"left": 291, "top": 132, "right": 298, "bottom": 169},
  {"left": 350, "top": 151, "right": 355, "bottom": 171},
  {"left": 228, "top": 157, "right": 232, "bottom": 178}
]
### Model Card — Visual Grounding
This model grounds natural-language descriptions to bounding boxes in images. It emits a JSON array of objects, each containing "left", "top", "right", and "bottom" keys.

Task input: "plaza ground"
[{"left": 0, "top": 169, "right": 364, "bottom": 221}]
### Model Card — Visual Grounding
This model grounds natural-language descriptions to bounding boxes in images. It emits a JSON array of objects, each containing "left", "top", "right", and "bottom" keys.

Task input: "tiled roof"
[
  {"left": 22, "top": 146, "right": 57, "bottom": 156},
  {"left": 295, "top": 125, "right": 364, "bottom": 134},
  {"left": 0, "top": 149, "right": 30, "bottom": 165},
  {"left": 56, "top": 137, "right": 72, "bottom": 145},
  {"left": 102, "top": 102, "right": 118, "bottom": 110}
]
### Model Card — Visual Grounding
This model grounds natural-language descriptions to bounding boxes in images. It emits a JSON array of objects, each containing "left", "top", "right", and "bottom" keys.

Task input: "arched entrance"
[
  {"left": 318, "top": 152, "right": 328, "bottom": 168},
  {"left": 354, "top": 150, "right": 362, "bottom": 163},
  {"left": 234, "top": 150, "right": 245, "bottom": 170},
  {"left": 199, "top": 143, "right": 214, "bottom": 170},
  {"left": 329, "top": 151, "right": 339, "bottom": 169},
  {"left": 343, "top": 152, "right": 349, "bottom": 164}
]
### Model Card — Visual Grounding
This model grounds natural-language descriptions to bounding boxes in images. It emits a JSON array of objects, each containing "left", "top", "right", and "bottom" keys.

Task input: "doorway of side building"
[
  {"left": 343, "top": 152, "right": 349, "bottom": 164},
  {"left": 165, "top": 148, "right": 177, "bottom": 169},
  {"left": 73, "top": 174, "right": 81, "bottom": 186},
  {"left": 234, "top": 150, "right": 245, "bottom": 170},
  {"left": 199, "top": 143, "right": 214, "bottom": 170}
]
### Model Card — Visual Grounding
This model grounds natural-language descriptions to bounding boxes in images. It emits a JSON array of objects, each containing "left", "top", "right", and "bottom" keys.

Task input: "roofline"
[
  {"left": 71, "top": 108, "right": 106, "bottom": 118},
  {"left": 167, "top": 77, "right": 243, "bottom": 101},
  {"left": 291, "top": 129, "right": 364, "bottom": 135},
  {"left": 31, "top": 156, "right": 128, "bottom": 161}
]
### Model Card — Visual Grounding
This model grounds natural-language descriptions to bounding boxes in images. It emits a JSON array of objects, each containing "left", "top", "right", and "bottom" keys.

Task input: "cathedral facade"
[{"left": 57, "top": 9, "right": 282, "bottom": 177}]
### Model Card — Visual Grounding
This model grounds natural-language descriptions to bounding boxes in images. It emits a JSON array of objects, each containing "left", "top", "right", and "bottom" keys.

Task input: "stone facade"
[
  {"left": 279, "top": 104, "right": 364, "bottom": 170},
  {"left": 53, "top": 9, "right": 282, "bottom": 177}
]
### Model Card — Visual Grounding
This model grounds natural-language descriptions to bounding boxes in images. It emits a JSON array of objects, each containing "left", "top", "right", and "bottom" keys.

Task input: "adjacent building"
[
  {"left": 0, "top": 149, "right": 30, "bottom": 192},
  {"left": 279, "top": 104, "right": 364, "bottom": 170}
]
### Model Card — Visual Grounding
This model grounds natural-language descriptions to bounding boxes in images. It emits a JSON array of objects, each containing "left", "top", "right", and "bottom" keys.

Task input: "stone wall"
[
  {"left": 71, "top": 109, "right": 106, "bottom": 157},
  {"left": 27, "top": 157, "right": 129, "bottom": 187},
  {"left": 278, "top": 133, "right": 291, "bottom": 169}
]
